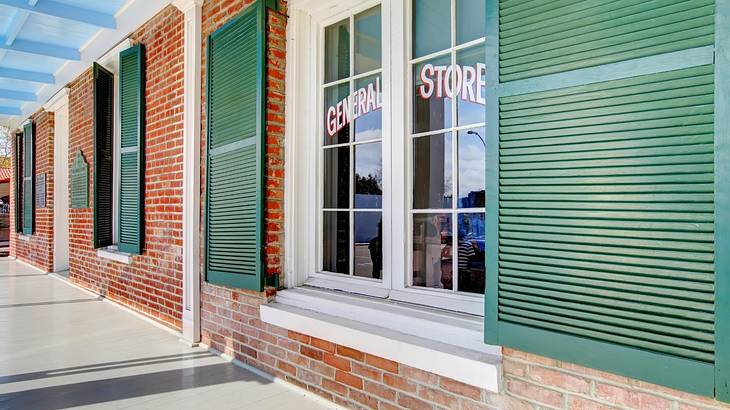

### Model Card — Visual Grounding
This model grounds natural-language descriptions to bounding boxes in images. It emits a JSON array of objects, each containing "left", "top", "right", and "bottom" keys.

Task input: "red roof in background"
[{"left": 0, "top": 167, "right": 11, "bottom": 183}]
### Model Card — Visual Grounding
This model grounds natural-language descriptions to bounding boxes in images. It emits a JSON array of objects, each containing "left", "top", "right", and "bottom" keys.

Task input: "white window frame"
[
  {"left": 286, "top": 0, "right": 485, "bottom": 315},
  {"left": 95, "top": 39, "right": 132, "bottom": 259}
]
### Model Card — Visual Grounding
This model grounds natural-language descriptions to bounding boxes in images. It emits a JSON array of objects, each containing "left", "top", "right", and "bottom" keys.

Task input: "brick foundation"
[
  {"left": 67, "top": 5, "right": 185, "bottom": 330},
  {"left": 10, "top": 109, "right": 54, "bottom": 273}
]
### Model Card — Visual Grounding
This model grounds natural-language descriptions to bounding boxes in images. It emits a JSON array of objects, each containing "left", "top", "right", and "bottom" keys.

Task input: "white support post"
[{"left": 173, "top": 0, "right": 204, "bottom": 344}]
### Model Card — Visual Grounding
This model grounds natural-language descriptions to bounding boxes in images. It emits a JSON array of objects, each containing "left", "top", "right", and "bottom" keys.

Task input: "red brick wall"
[
  {"left": 10, "top": 109, "right": 54, "bottom": 272},
  {"left": 67, "top": 5, "right": 185, "bottom": 330}
]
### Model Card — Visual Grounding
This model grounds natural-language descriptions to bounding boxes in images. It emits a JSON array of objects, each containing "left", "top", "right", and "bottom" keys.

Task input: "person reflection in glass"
[{"left": 369, "top": 221, "right": 383, "bottom": 279}]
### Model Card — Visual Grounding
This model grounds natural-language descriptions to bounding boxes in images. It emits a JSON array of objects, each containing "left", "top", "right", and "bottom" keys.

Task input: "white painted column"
[{"left": 173, "top": 0, "right": 204, "bottom": 344}]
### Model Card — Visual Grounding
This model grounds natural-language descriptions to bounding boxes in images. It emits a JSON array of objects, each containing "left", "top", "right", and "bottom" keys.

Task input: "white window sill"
[
  {"left": 97, "top": 246, "right": 133, "bottom": 265},
  {"left": 17, "top": 234, "right": 31, "bottom": 242},
  {"left": 260, "top": 287, "right": 501, "bottom": 392}
]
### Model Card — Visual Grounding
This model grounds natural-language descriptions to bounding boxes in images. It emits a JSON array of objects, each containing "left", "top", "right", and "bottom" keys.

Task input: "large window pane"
[
  {"left": 355, "top": 6, "right": 382, "bottom": 75},
  {"left": 412, "top": 0, "right": 451, "bottom": 58},
  {"left": 457, "top": 213, "right": 485, "bottom": 294},
  {"left": 413, "top": 54, "right": 452, "bottom": 133},
  {"left": 413, "top": 133, "right": 452, "bottom": 209},
  {"left": 354, "top": 142, "right": 382, "bottom": 208},
  {"left": 412, "top": 213, "right": 452, "bottom": 290},
  {"left": 323, "top": 211, "right": 350, "bottom": 274},
  {"left": 458, "top": 127, "right": 485, "bottom": 208},
  {"left": 354, "top": 212, "right": 382, "bottom": 279},
  {"left": 456, "top": 0, "right": 485, "bottom": 45},
  {"left": 456, "top": 45, "right": 486, "bottom": 126},
  {"left": 354, "top": 74, "right": 382, "bottom": 142},
  {"left": 324, "top": 146, "right": 349, "bottom": 209},
  {"left": 325, "top": 19, "right": 350, "bottom": 83},
  {"left": 324, "top": 82, "right": 351, "bottom": 145}
]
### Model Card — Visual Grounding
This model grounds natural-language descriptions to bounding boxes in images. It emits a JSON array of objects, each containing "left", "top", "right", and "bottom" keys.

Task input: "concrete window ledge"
[
  {"left": 17, "top": 234, "right": 31, "bottom": 242},
  {"left": 97, "top": 246, "right": 133, "bottom": 265},
  {"left": 260, "top": 287, "right": 501, "bottom": 392}
]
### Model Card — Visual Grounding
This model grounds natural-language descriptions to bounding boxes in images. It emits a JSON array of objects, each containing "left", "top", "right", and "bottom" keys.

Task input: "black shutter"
[
  {"left": 14, "top": 132, "right": 21, "bottom": 233},
  {"left": 22, "top": 122, "right": 34, "bottom": 235},
  {"left": 93, "top": 63, "right": 114, "bottom": 248}
]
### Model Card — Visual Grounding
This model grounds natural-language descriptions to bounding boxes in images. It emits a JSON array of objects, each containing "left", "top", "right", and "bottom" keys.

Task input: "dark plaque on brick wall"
[
  {"left": 71, "top": 151, "right": 88, "bottom": 209},
  {"left": 36, "top": 173, "right": 46, "bottom": 208}
]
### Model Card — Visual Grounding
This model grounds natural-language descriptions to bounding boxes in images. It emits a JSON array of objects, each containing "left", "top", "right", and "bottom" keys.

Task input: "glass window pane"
[
  {"left": 412, "top": 213, "right": 452, "bottom": 290},
  {"left": 323, "top": 211, "right": 350, "bottom": 274},
  {"left": 456, "top": 0, "right": 485, "bottom": 45},
  {"left": 458, "top": 127, "right": 485, "bottom": 208},
  {"left": 355, "top": 6, "right": 382, "bottom": 75},
  {"left": 354, "top": 142, "right": 382, "bottom": 209},
  {"left": 325, "top": 19, "right": 350, "bottom": 83},
  {"left": 413, "top": 54, "right": 452, "bottom": 134},
  {"left": 412, "top": 0, "right": 451, "bottom": 58},
  {"left": 457, "top": 213, "right": 485, "bottom": 294},
  {"left": 456, "top": 45, "right": 486, "bottom": 126},
  {"left": 354, "top": 74, "right": 383, "bottom": 142},
  {"left": 324, "top": 146, "right": 349, "bottom": 209},
  {"left": 324, "top": 82, "right": 351, "bottom": 145},
  {"left": 413, "top": 133, "right": 452, "bottom": 209},
  {"left": 354, "top": 212, "right": 382, "bottom": 279}
]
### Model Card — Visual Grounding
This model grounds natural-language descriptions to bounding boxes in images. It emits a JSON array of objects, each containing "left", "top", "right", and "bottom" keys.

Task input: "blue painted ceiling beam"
[
  {"left": 0, "top": 105, "right": 22, "bottom": 115},
  {"left": 0, "top": 67, "right": 53, "bottom": 83},
  {"left": 0, "top": 0, "right": 116, "bottom": 29},
  {"left": 0, "top": 88, "right": 34, "bottom": 101},
  {"left": 0, "top": 35, "right": 79, "bottom": 60}
]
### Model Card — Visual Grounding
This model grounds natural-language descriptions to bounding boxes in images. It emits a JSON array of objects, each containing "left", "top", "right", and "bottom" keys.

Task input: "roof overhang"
[{"left": 0, "top": 0, "right": 173, "bottom": 130}]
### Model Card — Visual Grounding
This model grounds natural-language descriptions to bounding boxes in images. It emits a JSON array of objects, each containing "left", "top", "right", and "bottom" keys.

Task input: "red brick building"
[{"left": 7, "top": 0, "right": 730, "bottom": 409}]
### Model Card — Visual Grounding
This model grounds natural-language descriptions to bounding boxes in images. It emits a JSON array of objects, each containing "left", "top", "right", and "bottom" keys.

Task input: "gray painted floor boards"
[{"left": 0, "top": 258, "right": 333, "bottom": 410}]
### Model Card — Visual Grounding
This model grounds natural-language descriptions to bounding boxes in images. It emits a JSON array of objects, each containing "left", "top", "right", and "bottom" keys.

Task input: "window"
[
  {"left": 320, "top": 4, "right": 384, "bottom": 280},
  {"left": 93, "top": 41, "right": 145, "bottom": 256},
  {"left": 409, "top": 0, "right": 486, "bottom": 295},
  {"left": 303, "top": 0, "right": 486, "bottom": 314}
]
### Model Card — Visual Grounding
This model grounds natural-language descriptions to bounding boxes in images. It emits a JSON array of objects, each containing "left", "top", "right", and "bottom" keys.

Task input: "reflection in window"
[
  {"left": 355, "top": 142, "right": 382, "bottom": 208},
  {"left": 457, "top": 213, "right": 485, "bottom": 293},
  {"left": 410, "top": 0, "right": 485, "bottom": 295},
  {"left": 413, "top": 213, "right": 452, "bottom": 290},
  {"left": 355, "top": 7, "right": 382, "bottom": 75},
  {"left": 323, "top": 211, "right": 349, "bottom": 274},
  {"left": 321, "top": 5, "right": 383, "bottom": 279},
  {"left": 413, "top": 54, "right": 452, "bottom": 134},
  {"left": 412, "top": 0, "right": 450, "bottom": 58},
  {"left": 413, "top": 133, "right": 452, "bottom": 209},
  {"left": 325, "top": 19, "right": 349, "bottom": 83},
  {"left": 354, "top": 212, "right": 382, "bottom": 279},
  {"left": 458, "top": 128, "right": 485, "bottom": 208}
]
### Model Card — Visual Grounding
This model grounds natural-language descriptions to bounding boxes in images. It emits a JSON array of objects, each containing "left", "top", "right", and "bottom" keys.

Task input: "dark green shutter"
[
  {"left": 486, "top": 0, "right": 722, "bottom": 398},
  {"left": 93, "top": 63, "right": 114, "bottom": 248},
  {"left": 14, "top": 132, "right": 22, "bottom": 233},
  {"left": 205, "top": 1, "right": 267, "bottom": 291},
  {"left": 22, "top": 122, "right": 34, "bottom": 235},
  {"left": 118, "top": 45, "right": 145, "bottom": 254}
]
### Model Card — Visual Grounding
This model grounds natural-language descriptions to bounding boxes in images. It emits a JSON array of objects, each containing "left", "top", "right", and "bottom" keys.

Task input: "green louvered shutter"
[
  {"left": 94, "top": 63, "right": 114, "bottom": 248},
  {"left": 14, "top": 132, "right": 22, "bottom": 233},
  {"left": 485, "top": 0, "right": 723, "bottom": 397},
  {"left": 22, "top": 122, "right": 34, "bottom": 235},
  {"left": 118, "top": 45, "right": 145, "bottom": 254},
  {"left": 205, "top": 1, "right": 267, "bottom": 291}
]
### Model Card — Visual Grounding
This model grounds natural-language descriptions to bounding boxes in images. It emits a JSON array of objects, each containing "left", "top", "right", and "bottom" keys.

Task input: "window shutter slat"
[
  {"left": 486, "top": 0, "right": 719, "bottom": 397},
  {"left": 205, "top": 1, "right": 266, "bottom": 291},
  {"left": 118, "top": 45, "right": 145, "bottom": 254},
  {"left": 93, "top": 63, "right": 114, "bottom": 248},
  {"left": 22, "top": 122, "right": 34, "bottom": 235}
]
